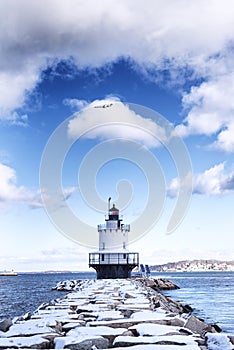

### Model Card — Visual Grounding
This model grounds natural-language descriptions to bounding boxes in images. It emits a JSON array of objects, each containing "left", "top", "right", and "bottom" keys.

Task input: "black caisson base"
[{"left": 90, "top": 264, "right": 136, "bottom": 279}]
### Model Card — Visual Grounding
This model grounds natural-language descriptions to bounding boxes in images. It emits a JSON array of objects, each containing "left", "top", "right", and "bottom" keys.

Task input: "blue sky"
[{"left": 0, "top": 0, "right": 234, "bottom": 271}]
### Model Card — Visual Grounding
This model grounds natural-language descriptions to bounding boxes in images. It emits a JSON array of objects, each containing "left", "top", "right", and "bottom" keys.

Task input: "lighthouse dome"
[
  {"left": 108, "top": 203, "right": 120, "bottom": 221},
  {"left": 109, "top": 204, "right": 119, "bottom": 214}
]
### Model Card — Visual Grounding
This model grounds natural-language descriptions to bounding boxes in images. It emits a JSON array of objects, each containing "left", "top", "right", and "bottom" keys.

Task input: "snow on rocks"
[
  {"left": 67, "top": 325, "right": 127, "bottom": 337},
  {"left": 129, "top": 323, "right": 183, "bottom": 336},
  {"left": 206, "top": 333, "right": 234, "bottom": 350},
  {"left": 0, "top": 334, "right": 50, "bottom": 349},
  {"left": 4, "top": 318, "right": 58, "bottom": 337},
  {"left": 113, "top": 334, "right": 201, "bottom": 347},
  {"left": 54, "top": 334, "right": 109, "bottom": 349},
  {"left": 0, "top": 277, "right": 228, "bottom": 349},
  {"left": 104, "top": 345, "right": 201, "bottom": 350},
  {"left": 53, "top": 279, "right": 82, "bottom": 291}
]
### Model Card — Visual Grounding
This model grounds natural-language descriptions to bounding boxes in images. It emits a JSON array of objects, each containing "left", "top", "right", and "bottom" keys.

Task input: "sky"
[{"left": 0, "top": 0, "right": 234, "bottom": 272}]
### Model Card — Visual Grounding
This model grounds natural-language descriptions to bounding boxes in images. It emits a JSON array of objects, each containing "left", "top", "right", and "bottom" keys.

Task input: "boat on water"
[{"left": 0, "top": 270, "right": 18, "bottom": 276}]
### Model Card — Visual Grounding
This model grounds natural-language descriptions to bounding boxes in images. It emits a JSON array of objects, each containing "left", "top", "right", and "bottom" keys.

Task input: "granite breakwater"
[{"left": 0, "top": 277, "right": 233, "bottom": 349}]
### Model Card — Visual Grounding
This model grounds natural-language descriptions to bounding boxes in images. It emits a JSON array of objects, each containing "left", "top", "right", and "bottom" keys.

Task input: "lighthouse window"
[
  {"left": 123, "top": 242, "right": 126, "bottom": 249},
  {"left": 102, "top": 242, "right": 105, "bottom": 249},
  {"left": 123, "top": 253, "right": 126, "bottom": 259},
  {"left": 101, "top": 254, "right": 105, "bottom": 261}
]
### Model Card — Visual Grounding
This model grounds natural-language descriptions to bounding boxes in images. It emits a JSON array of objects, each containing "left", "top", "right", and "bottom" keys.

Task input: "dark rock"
[
  {"left": 36, "top": 301, "right": 53, "bottom": 310},
  {"left": 145, "top": 279, "right": 157, "bottom": 288},
  {"left": 22, "top": 312, "right": 32, "bottom": 320},
  {"left": 125, "top": 292, "right": 134, "bottom": 298},
  {"left": 210, "top": 323, "right": 222, "bottom": 333},
  {"left": 40, "top": 333, "right": 61, "bottom": 348},
  {"left": 119, "top": 309, "right": 134, "bottom": 318},
  {"left": 144, "top": 278, "right": 180, "bottom": 291},
  {"left": 198, "top": 316, "right": 205, "bottom": 322},
  {"left": 14, "top": 312, "right": 32, "bottom": 322},
  {"left": 195, "top": 338, "right": 206, "bottom": 346},
  {"left": 156, "top": 278, "right": 180, "bottom": 290},
  {"left": 155, "top": 340, "right": 187, "bottom": 345},
  {"left": 53, "top": 320, "right": 63, "bottom": 334},
  {"left": 161, "top": 295, "right": 184, "bottom": 313},
  {"left": 166, "top": 313, "right": 178, "bottom": 317},
  {"left": 83, "top": 317, "right": 97, "bottom": 322},
  {"left": 153, "top": 301, "right": 161, "bottom": 308},
  {"left": 0, "top": 318, "right": 12, "bottom": 332},
  {"left": 179, "top": 328, "right": 193, "bottom": 335},
  {"left": 204, "top": 324, "right": 219, "bottom": 334},
  {"left": 182, "top": 304, "right": 193, "bottom": 313},
  {"left": 76, "top": 307, "right": 90, "bottom": 314}
]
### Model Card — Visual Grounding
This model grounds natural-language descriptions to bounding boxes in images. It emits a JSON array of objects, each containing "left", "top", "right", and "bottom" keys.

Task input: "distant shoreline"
[
  {"left": 3, "top": 259, "right": 233, "bottom": 274},
  {"left": 150, "top": 259, "right": 234, "bottom": 272},
  {"left": 9, "top": 269, "right": 234, "bottom": 275}
]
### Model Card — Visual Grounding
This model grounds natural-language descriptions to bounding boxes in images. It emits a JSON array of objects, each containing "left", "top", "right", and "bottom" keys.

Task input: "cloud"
[
  {"left": 176, "top": 71, "right": 234, "bottom": 152},
  {"left": 0, "top": 246, "right": 89, "bottom": 271},
  {"left": 0, "top": 62, "right": 43, "bottom": 121},
  {"left": 63, "top": 98, "right": 89, "bottom": 111},
  {"left": 193, "top": 163, "right": 228, "bottom": 195},
  {"left": 222, "top": 174, "right": 234, "bottom": 190},
  {"left": 67, "top": 99, "right": 167, "bottom": 147},
  {"left": 41, "top": 247, "right": 87, "bottom": 262},
  {"left": 30, "top": 186, "right": 76, "bottom": 210},
  {"left": 0, "top": 163, "right": 32, "bottom": 204},
  {"left": 1, "top": 0, "right": 234, "bottom": 129},
  {"left": 168, "top": 162, "right": 234, "bottom": 196},
  {"left": 0, "top": 162, "right": 76, "bottom": 209}
]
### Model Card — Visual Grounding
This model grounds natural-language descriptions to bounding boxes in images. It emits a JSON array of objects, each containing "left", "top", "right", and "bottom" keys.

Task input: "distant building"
[{"left": 89, "top": 198, "right": 139, "bottom": 279}]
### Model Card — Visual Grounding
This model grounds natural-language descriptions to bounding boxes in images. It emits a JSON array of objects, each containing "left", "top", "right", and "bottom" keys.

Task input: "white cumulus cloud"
[
  {"left": 168, "top": 162, "right": 234, "bottom": 196},
  {"left": 176, "top": 71, "right": 234, "bottom": 152},
  {"left": 0, "top": 163, "right": 32, "bottom": 204},
  {"left": 67, "top": 99, "right": 167, "bottom": 148},
  {"left": 0, "top": 162, "right": 76, "bottom": 209},
  {"left": 30, "top": 187, "right": 77, "bottom": 210},
  {"left": 63, "top": 98, "right": 89, "bottom": 111}
]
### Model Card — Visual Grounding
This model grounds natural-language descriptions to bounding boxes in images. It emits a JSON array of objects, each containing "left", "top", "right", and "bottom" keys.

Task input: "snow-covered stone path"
[{"left": 0, "top": 278, "right": 233, "bottom": 349}]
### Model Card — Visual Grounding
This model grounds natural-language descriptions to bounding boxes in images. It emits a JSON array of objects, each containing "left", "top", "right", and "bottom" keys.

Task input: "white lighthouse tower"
[{"left": 89, "top": 197, "right": 139, "bottom": 279}]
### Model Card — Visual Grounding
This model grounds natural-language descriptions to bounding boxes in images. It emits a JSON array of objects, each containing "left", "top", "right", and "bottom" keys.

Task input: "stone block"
[
  {"left": 55, "top": 335, "right": 109, "bottom": 349},
  {"left": 184, "top": 315, "right": 213, "bottom": 335},
  {"left": 0, "top": 318, "right": 12, "bottom": 332}
]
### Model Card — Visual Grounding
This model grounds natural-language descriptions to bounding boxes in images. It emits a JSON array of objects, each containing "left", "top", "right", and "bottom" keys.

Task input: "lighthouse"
[{"left": 89, "top": 197, "right": 139, "bottom": 279}]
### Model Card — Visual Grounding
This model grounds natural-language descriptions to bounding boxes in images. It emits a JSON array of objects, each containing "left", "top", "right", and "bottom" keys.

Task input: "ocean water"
[
  {"left": 0, "top": 272, "right": 95, "bottom": 322},
  {"left": 0, "top": 271, "right": 233, "bottom": 336},
  {"left": 152, "top": 271, "right": 234, "bottom": 336}
]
